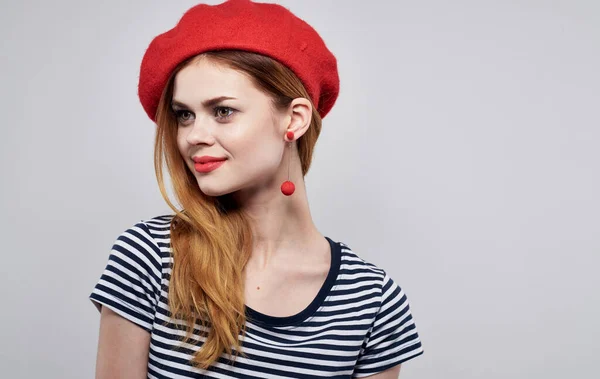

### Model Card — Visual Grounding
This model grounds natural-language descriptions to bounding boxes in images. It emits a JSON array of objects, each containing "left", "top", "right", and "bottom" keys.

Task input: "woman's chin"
[{"left": 196, "top": 181, "right": 232, "bottom": 197}]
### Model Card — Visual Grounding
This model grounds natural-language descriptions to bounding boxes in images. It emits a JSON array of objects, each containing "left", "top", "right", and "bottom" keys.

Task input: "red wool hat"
[{"left": 138, "top": 0, "right": 340, "bottom": 122}]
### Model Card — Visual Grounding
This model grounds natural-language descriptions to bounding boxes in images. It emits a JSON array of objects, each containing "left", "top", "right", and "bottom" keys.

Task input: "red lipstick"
[{"left": 192, "top": 156, "right": 227, "bottom": 173}]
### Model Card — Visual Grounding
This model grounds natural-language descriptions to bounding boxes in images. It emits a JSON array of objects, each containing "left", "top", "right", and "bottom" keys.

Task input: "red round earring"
[{"left": 281, "top": 131, "right": 295, "bottom": 196}]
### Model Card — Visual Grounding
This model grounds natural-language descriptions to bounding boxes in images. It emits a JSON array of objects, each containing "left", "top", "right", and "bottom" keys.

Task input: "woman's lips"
[{"left": 194, "top": 159, "right": 226, "bottom": 173}]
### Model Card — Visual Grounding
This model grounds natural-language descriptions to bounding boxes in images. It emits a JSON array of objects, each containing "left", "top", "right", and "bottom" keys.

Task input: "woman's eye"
[
  {"left": 174, "top": 110, "right": 194, "bottom": 124},
  {"left": 214, "top": 106, "right": 235, "bottom": 120},
  {"left": 173, "top": 106, "right": 236, "bottom": 125}
]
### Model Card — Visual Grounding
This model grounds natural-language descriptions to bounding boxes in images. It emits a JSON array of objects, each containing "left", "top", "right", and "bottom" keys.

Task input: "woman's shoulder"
[
  {"left": 89, "top": 214, "right": 176, "bottom": 331},
  {"left": 138, "top": 213, "right": 175, "bottom": 235},
  {"left": 138, "top": 213, "right": 176, "bottom": 233},
  {"left": 335, "top": 239, "right": 389, "bottom": 279},
  {"left": 112, "top": 214, "right": 176, "bottom": 263},
  {"left": 332, "top": 240, "right": 408, "bottom": 305}
]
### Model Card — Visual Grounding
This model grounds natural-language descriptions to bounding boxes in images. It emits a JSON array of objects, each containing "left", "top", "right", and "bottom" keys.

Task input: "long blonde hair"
[{"left": 153, "top": 50, "right": 323, "bottom": 369}]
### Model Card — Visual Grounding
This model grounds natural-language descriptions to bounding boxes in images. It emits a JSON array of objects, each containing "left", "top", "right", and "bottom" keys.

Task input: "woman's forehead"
[{"left": 173, "top": 61, "right": 262, "bottom": 103}]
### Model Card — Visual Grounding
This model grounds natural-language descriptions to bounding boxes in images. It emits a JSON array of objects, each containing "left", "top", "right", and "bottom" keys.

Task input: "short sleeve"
[
  {"left": 353, "top": 272, "right": 424, "bottom": 377},
  {"left": 89, "top": 221, "right": 163, "bottom": 333}
]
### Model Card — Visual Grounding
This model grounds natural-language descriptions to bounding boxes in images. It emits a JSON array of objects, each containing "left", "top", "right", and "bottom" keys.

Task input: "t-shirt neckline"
[{"left": 244, "top": 236, "right": 341, "bottom": 328}]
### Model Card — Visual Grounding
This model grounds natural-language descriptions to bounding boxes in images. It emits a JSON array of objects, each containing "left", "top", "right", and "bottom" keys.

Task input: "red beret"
[{"left": 138, "top": 0, "right": 340, "bottom": 122}]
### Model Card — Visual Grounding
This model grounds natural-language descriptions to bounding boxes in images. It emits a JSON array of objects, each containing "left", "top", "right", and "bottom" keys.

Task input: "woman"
[{"left": 89, "top": 0, "right": 423, "bottom": 377}]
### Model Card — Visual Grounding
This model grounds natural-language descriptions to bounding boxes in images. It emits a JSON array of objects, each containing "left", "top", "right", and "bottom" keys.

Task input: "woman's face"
[{"left": 172, "top": 57, "right": 289, "bottom": 198}]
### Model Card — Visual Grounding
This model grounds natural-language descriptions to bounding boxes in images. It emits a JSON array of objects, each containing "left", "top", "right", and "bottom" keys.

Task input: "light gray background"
[{"left": 1, "top": 0, "right": 598, "bottom": 378}]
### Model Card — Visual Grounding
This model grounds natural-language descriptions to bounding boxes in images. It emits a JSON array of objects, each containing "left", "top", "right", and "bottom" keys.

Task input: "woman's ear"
[{"left": 286, "top": 97, "right": 312, "bottom": 138}]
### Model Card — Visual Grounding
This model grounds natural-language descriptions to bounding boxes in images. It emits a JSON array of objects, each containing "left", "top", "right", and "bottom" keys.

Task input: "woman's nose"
[{"left": 185, "top": 119, "right": 216, "bottom": 146}]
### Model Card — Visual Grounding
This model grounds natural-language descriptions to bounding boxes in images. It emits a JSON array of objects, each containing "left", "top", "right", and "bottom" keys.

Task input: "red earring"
[{"left": 281, "top": 131, "right": 295, "bottom": 196}]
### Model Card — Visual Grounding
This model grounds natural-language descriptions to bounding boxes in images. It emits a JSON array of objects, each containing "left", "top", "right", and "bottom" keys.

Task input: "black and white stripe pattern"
[{"left": 90, "top": 215, "right": 423, "bottom": 378}]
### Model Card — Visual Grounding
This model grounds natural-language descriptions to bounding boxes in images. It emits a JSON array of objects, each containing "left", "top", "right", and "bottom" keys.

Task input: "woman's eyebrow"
[{"left": 171, "top": 96, "right": 237, "bottom": 109}]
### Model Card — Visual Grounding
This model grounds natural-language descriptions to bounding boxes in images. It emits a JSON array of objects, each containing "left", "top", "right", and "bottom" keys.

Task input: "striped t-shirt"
[{"left": 89, "top": 215, "right": 424, "bottom": 378}]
